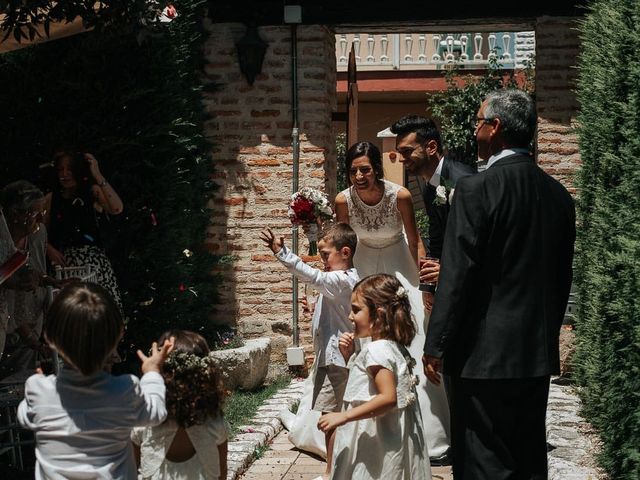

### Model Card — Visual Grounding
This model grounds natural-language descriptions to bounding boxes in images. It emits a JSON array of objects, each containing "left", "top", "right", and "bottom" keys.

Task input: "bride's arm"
[
  {"left": 397, "top": 188, "right": 425, "bottom": 264},
  {"left": 334, "top": 192, "right": 349, "bottom": 224}
]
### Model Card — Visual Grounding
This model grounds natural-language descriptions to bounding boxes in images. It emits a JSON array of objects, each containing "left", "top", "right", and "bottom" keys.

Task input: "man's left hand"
[
  {"left": 419, "top": 260, "right": 440, "bottom": 284},
  {"left": 423, "top": 354, "right": 442, "bottom": 386}
]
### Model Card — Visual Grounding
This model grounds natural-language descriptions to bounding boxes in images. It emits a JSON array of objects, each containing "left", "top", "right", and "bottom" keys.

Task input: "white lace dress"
[
  {"left": 331, "top": 339, "right": 431, "bottom": 480},
  {"left": 341, "top": 180, "right": 451, "bottom": 458},
  {"left": 132, "top": 416, "right": 229, "bottom": 480}
]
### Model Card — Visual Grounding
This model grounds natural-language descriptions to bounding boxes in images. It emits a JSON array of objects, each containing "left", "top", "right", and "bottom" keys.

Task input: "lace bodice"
[{"left": 342, "top": 180, "right": 404, "bottom": 249}]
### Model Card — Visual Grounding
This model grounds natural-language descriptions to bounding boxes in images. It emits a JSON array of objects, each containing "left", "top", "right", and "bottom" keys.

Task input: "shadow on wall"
[{"left": 202, "top": 22, "right": 337, "bottom": 378}]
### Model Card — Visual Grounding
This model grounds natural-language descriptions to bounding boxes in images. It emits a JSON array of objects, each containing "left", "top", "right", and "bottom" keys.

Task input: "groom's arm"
[{"left": 424, "top": 176, "right": 487, "bottom": 359}]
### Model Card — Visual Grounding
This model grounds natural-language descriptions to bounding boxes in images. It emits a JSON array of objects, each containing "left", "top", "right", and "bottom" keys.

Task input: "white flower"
[
  {"left": 448, "top": 188, "right": 455, "bottom": 204},
  {"left": 436, "top": 185, "right": 447, "bottom": 201},
  {"left": 396, "top": 286, "right": 406, "bottom": 297}
]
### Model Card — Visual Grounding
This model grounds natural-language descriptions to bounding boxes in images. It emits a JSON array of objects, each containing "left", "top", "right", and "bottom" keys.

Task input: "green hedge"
[
  {"left": 574, "top": 1, "right": 640, "bottom": 477},
  {"left": 0, "top": 0, "right": 224, "bottom": 352}
]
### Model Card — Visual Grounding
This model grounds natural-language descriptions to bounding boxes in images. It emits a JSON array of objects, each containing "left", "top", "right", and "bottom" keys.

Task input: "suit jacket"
[
  {"left": 424, "top": 153, "right": 575, "bottom": 379},
  {"left": 422, "top": 158, "right": 476, "bottom": 258}
]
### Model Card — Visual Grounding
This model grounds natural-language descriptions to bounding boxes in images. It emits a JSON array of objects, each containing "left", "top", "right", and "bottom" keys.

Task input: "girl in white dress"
[
  {"left": 132, "top": 330, "right": 229, "bottom": 480},
  {"left": 318, "top": 274, "right": 431, "bottom": 480},
  {"left": 335, "top": 141, "right": 450, "bottom": 460}
]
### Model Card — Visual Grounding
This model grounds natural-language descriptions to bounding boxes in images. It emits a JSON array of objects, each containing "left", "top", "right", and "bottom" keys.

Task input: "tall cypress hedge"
[
  {"left": 0, "top": 0, "right": 223, "bottom": 353},
  {"left": 574, "top": 1, "right": 640, "bottom": 477}
]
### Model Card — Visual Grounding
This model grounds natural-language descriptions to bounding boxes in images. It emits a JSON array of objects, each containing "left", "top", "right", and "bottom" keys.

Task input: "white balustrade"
[
  {"left": 353, "top": 34, "right": 361, "bottom": 61},
  {"left": 418, "top": 34, "right": 427, "bottom": 61},
  {"left": 474, "top": 33, "right": 483, "bottom": 60},
  {"left": 335, "top": 31, "right": 527, "bottom": 72},
  {"left": 502, "top": 33, "right": 511, "bottom": 60},
  {"left": 432, "top": 34, "right": 441, "bottom": 62},
  {"left": 338, "top": 34, "right": 348, "bottom": 64},
  {"left": 488, "top": 33, "right": 497, "bottom": 60},
  {"left": 460, "top": 34, "right": 469, "bottom": 61},
  {"left": 367, "top": 34, "right": 375, "bottom": 62},
  {"left": 380, "top": 34, "right": 389, "bottom": 62},
  {"left": 404, "top": 34, "right": 413, "bottom": 61}
]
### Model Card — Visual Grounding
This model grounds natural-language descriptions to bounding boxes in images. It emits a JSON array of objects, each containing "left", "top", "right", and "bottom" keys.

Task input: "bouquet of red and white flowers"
[{"left": 288, "top": 187, "right": 334, "bottom": 255}]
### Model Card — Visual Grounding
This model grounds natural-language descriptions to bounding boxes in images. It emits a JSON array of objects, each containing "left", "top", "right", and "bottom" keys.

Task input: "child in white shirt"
[
  {"left": 132, "top": 329, "right": 229, "bottom": 480},
  {"left": 261, "top": 222, "right": 359, "bottom": 476},
  {"left": 17, "top": 282, "right": 174, "bottom": 480}
]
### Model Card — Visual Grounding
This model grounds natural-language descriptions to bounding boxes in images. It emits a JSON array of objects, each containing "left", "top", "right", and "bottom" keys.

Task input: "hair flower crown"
[{"left": 396, "top": 286, "right": 407, "bottom": 299}]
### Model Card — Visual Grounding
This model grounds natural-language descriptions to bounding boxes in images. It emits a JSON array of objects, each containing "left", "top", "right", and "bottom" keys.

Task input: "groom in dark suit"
[
  {"left": 391, "top": 116, "right": 476, "bottom": 310},
  {"left": 423, "top": 90, "right": 576, "bottom": 479}
]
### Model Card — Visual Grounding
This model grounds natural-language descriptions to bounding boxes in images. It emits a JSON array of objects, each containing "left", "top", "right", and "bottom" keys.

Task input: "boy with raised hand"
[{"left": 260, "top": 223, "right": 359, "bottom": 478}]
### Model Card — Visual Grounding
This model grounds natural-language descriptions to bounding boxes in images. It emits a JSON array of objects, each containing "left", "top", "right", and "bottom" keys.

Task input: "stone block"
[{"left": 211, "top": 337, "right": 271, "bottom": 391}]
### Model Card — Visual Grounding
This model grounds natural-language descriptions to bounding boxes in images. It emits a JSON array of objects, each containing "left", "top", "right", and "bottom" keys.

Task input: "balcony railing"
[{"left": 336, "top": 32, "right": 533, "bottom": 72}]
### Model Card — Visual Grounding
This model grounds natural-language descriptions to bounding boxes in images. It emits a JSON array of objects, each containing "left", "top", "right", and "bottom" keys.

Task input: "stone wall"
[
  {"left": 535, "top": 16, "right": 581, "bottom": 194},
  {"left": 202, "top": 21, "right": 336, "bottom": 377}
]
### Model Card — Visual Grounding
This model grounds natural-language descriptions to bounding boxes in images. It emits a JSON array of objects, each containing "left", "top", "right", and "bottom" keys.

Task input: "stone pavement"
[
  {"left": 239, "top": 429, "right": 453, "bottom": 480},
  {"left": 546, "top": 379, "right": 605, "bottom": 479},
  {"left": 233, "top": 377, "right": 604, "bottom": 480}
]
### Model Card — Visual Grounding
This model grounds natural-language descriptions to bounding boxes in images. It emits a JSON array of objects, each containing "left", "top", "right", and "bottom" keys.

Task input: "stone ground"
[
  {"left": 231, "top": 377, "right": 605, "bottom": 480},
  {"left": 240, "top": 430, "right": 454, "bottom": 480}
]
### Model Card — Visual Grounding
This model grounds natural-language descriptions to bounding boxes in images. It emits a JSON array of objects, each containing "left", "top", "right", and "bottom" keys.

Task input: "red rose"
[{"left": 292, "top": 197, "right": 315, "bottom": 223}]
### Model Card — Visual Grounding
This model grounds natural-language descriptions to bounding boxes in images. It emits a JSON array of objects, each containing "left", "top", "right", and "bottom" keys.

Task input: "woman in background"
[
  {"left": 0, "top": 181, "right": 59, "bottom": 378},
  {"left": 45, "top": 151, "right": 124, "bottom": 309}
]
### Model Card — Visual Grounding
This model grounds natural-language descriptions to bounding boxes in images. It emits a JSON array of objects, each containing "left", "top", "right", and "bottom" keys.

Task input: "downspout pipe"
[{"left": 290, "top": 23, "right": 300, "bottom": 348}]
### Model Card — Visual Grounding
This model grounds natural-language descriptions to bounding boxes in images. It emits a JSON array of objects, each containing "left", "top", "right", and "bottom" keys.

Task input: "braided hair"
[{"left": 353, "top": 274, "right": 416, "bottom": 346}]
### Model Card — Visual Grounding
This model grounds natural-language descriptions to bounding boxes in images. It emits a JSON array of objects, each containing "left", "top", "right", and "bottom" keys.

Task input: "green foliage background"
[
  {"left": 573, "top": 1, "right": 640, "bottom": 477},
  {"left": 427, "top": 58, "right": 534, "bottom": 163},
  {"left": 0, "top": 0, "right": 223, "bottom": 353}
]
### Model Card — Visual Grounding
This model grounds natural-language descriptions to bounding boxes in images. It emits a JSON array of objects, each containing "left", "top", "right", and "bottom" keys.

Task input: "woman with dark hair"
[
  {"left": 335, "top": 141, "right": 424, "bottom": 272},
  {"left": 45, "top": 151, "right": 123, "bottom": 309},
  {"left": 334, "top": 141, "right": 451, "bottom": 466}
]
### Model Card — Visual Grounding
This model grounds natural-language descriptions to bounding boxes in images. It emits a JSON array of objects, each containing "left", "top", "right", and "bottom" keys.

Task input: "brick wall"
[
  {"left": 202, "top": 21, "right": 336, "bottom": 378},
  {"left": 535, "top": 16, "right": 581, "bottom": 194}
]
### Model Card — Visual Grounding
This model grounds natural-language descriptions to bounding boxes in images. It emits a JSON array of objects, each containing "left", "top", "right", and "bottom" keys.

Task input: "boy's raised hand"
[
  {"left": 137, "top": 337, "right": 176, "bottom": 374},
  {"left": 260, "top": 227, "right": 285, "bottom": 254},
  {"left": 338, "top": 332, "right": 355, "bottom": 362}
]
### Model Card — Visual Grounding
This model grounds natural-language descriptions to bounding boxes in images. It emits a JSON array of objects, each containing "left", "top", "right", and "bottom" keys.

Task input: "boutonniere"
[{"left": 433, "top": 179, "right": 455, "bottom": 206}]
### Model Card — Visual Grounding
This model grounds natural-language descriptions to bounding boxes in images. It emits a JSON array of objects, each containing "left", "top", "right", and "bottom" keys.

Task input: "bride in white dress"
[{"left": 335, "top": 141, "right": 451, "bottom": 461}]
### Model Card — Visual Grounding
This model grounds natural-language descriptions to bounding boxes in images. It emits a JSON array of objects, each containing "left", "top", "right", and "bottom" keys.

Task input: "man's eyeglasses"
[{"left": 474, "top": 117, "right": 495, "bottom": 128}]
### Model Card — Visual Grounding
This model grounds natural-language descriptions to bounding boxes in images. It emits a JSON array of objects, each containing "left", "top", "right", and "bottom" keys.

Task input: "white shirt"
[
  {"left": 486, "top": 148, "right": 530, "bottom": 169},
  {"left": 276, "top": 246, "right": 359, "bottom": 367},
  {"left": 428, "top": 156, "right": 445, "bottom": 187},
  {"left": 18, "top": 368, "right": 167, "bottom": 480}
]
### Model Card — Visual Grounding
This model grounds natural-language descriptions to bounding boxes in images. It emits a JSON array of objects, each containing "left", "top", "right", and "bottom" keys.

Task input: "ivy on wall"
[
  {"left": 573, "top": 1, "right": 640, "bottom": 478},
  {"left": 0, "top": 0, "right": 224, "bottom": 351}
]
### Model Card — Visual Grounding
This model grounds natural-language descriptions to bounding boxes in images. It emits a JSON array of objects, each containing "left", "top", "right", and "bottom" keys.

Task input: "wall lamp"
[{"left": 236, "top": 24, "right": 268, "bottom": 86}]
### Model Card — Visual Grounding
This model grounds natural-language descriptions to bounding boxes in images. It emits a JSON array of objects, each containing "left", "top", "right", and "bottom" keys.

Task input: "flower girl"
[
  {"left": 318, "top": 274, "right": 431, "bottom": 480},
  {"left": 132, "top": 330, "right": 229, "bottom": 480}
]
